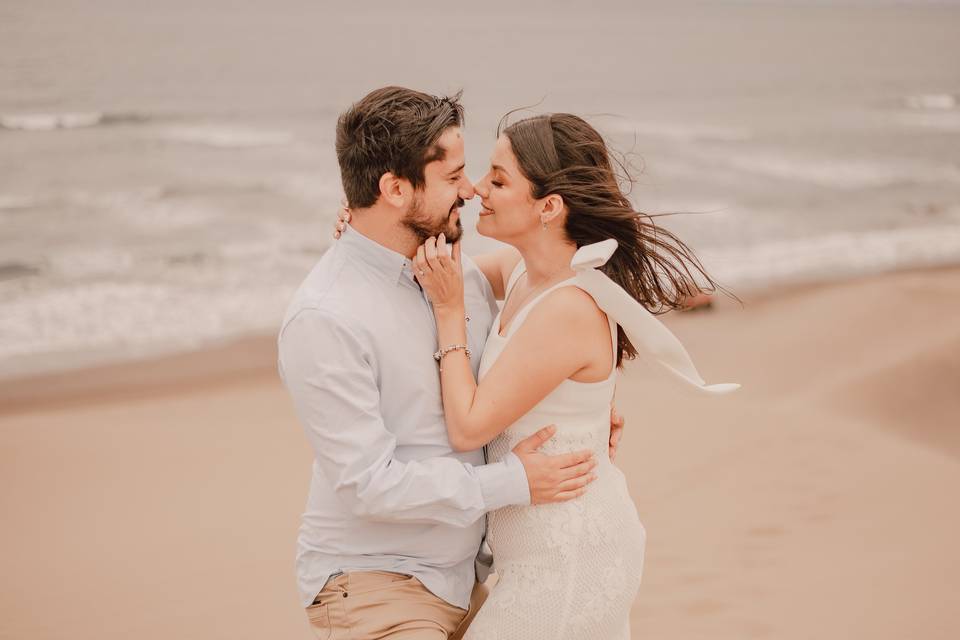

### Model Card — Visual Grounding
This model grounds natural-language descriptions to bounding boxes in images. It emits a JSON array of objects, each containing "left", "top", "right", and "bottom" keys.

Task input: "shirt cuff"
[{"left": 476, "top": 451, "right": 531, "bottom": 511}]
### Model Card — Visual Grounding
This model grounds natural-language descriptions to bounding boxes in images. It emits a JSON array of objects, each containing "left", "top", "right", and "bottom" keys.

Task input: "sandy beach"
[
  {"left": 2, "top": 266, "right": 959, "bottom": 640},
  {"left": 3, "top": 1, "right": 959, "bottom": 637}
]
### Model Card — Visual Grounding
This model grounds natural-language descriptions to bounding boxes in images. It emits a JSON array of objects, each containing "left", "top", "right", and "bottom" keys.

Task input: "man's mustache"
[{"left": 449, "top": 198, "right": 465, "bottom": 213}]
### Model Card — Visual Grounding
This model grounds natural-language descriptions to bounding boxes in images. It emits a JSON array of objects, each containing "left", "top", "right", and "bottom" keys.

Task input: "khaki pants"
[{"left": 305, "top": 570, "right": 489, "bottom": 640}]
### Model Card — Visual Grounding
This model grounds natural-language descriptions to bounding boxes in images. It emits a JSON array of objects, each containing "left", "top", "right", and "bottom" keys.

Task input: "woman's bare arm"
[
  {"left": 414, "top": 236, "right": 611, "bottom": 454},
  {"left": 435, "top": 285, "right": 611, "bottom": 451}
]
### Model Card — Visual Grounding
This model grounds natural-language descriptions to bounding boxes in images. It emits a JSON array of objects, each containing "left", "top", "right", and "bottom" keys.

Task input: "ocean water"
[{"left": 1, "top": 0, "right": 959, "bottom": 378}]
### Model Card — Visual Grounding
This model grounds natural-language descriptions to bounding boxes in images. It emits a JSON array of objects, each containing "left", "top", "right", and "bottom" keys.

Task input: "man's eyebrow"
[
  {"left": 424, "top": 143, "right": 447, "bottom": 164},
  {"left": 447, "top": 163, "right": 465, "bottom": 177}
]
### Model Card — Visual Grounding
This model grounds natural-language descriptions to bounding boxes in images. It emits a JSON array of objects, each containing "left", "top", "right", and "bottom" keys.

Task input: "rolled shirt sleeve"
[{"left": 278, "top": 308, "right": 530, "bottom": 528}]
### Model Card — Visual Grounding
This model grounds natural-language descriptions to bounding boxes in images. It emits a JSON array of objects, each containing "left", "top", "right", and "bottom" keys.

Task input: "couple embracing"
[{"left": 278, "top": 86, "right": 738, "bottom": 639}]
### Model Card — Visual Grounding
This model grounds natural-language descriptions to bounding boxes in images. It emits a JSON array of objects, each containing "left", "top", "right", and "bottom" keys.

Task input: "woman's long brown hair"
[{"left": 500, "top": 112, "right": 739, "bottom": 367}]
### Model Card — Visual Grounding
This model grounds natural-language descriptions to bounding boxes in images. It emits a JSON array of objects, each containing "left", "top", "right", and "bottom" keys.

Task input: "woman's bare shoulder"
[
  {"left": 497, "top": 246, "right": 523, "bottom": 285},
  {"left": 523, "top": 284, "right": 608, "bottom": 337},
  {"left": 473, "top": 246, "right": 522, "bottom": 300}
]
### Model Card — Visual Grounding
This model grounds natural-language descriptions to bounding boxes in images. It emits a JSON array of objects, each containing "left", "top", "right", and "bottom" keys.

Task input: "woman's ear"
[{"left": 539, "top": 194, "right": 565, "bottom": 226}]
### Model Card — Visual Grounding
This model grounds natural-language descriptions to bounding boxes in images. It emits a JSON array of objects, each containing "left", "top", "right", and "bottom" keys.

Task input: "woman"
[{"left": 409, "top": 113, "right": 739, "bottom": 639}]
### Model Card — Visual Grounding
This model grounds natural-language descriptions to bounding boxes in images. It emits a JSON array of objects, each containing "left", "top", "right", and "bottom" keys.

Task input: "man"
[{"left": 279, "top": 86, "right": 623, "bottom": 640}]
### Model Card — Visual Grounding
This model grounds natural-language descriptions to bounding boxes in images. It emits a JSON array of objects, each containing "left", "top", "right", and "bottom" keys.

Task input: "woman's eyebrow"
[{"left": 491, "top": 164, "right": 510, "bottom": 177}]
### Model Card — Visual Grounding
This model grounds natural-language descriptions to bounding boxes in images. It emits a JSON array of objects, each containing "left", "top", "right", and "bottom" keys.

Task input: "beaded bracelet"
[{"left": 433, "top": 344, "right": 471, "bottom": 371}]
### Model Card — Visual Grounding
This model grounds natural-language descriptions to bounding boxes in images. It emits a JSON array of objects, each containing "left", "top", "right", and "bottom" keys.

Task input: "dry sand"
[{"left": 2, "top": 267, "right": 959, "bottom": 640}]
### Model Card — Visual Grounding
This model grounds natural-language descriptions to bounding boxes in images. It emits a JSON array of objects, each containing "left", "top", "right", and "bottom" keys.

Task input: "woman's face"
[{"left": 474, "top": 135, "right": 541, "bottom": 242}]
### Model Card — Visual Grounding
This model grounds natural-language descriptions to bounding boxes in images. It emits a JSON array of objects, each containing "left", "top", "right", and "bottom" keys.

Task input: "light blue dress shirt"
[{"left": 278, "top": 225, "right": 531, "bottom": 609}]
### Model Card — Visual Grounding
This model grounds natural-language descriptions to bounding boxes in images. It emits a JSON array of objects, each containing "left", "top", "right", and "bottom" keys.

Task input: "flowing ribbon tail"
[{"left": 575, "top": 269, "right": 740, "bottom": 396}]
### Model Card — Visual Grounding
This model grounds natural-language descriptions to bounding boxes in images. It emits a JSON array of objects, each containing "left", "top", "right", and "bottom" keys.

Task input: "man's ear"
[
  {"left": 378, "top": 172, "right": 412, "bottom": 209},
  {"left": 539, "top": 194, "right": 565, "bottom": 225}
]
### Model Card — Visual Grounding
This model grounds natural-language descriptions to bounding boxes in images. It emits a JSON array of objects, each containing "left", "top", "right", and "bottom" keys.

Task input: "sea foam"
[{"left": 701, "top": 224, "right": 960, "bottom": 290}]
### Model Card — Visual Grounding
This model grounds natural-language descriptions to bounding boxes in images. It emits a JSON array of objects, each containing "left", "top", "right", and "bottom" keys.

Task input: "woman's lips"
[{"left": 479, "top": 203, "right": 494, "bottom": 216}]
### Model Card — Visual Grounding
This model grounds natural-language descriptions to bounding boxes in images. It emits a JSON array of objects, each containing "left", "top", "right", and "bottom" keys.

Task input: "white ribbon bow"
[{"left": 571, "top": 239, "right": 740, "bottom": 396}]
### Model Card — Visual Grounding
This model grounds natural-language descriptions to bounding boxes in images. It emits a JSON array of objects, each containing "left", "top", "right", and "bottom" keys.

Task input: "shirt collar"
[{"left": 338, "top": 224, "right": 419, "bottom": 287}]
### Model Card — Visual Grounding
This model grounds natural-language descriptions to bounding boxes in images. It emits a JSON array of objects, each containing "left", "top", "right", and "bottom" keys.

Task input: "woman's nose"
[{"left": 473, "top": 179, "right": 487, "bottom": 198}]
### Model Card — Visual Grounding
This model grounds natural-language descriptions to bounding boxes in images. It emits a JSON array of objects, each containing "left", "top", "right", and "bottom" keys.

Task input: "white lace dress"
[
  {"left": 462, "top": 241, "right": 738, "bottom": 639},
  {"left": 463, "top": 269, "right": 646, "bottom": 640}
]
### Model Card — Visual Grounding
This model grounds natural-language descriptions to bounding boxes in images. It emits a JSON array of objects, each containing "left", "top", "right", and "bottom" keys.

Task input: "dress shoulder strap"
[
  {"left": 501, "top": 276, "right": 578, "bottom": 338},
  {"left": 504, "top": 259, "right": 526, "bottom": 300}
]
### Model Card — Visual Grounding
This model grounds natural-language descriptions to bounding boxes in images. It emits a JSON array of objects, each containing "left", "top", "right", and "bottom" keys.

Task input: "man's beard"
[{"left": 401, "top": 195, "right": 464, "bottom": 244}]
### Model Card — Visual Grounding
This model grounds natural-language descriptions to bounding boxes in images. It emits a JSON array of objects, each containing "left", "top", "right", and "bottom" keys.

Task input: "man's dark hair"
[{"left": 335, "top": 86, "right": 465, "bottom": 209}]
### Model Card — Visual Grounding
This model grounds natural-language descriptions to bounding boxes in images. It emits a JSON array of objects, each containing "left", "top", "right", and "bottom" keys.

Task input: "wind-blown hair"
[{"left": 500, "top": 112, "right": 737, "bottom": 367}]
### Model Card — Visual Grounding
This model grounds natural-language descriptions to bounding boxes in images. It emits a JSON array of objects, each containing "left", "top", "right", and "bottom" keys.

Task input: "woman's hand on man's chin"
[{"left": 414, "top": 234, "right": 465, "bottom": 314}]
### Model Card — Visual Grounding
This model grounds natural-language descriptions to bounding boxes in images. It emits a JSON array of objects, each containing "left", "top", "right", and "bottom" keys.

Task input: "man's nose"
[{"left": 459, "top": 178, "right": 476, "bottom": 200}]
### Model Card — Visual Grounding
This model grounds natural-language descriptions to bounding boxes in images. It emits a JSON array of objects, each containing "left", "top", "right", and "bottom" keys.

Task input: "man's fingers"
[
  {"left": 610, "top": 405, "right": 624, "bottom": 427},
  {"left": 608, "top": 405, "right": 624, "bottom": 462},
  {"left": 453, "top": 241, "right": 462, "bottom": 272},
  {"left": 610, "top": 427, "right": 623, "bottom": 447},
  {"left": 514, "top": 425, "right": 556, "bottom": 452},
  {"left": 553, "top": 487, "right": 589, "bottom": 502},
  {"left": 557, "top": 449, "right": 594, "bottom": 468},
  {"left": 557, "top": 472, "right": 597, "bottom": 493},
  {"left": 562, "top": 458, "right": 597, "bottom": 480}
]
